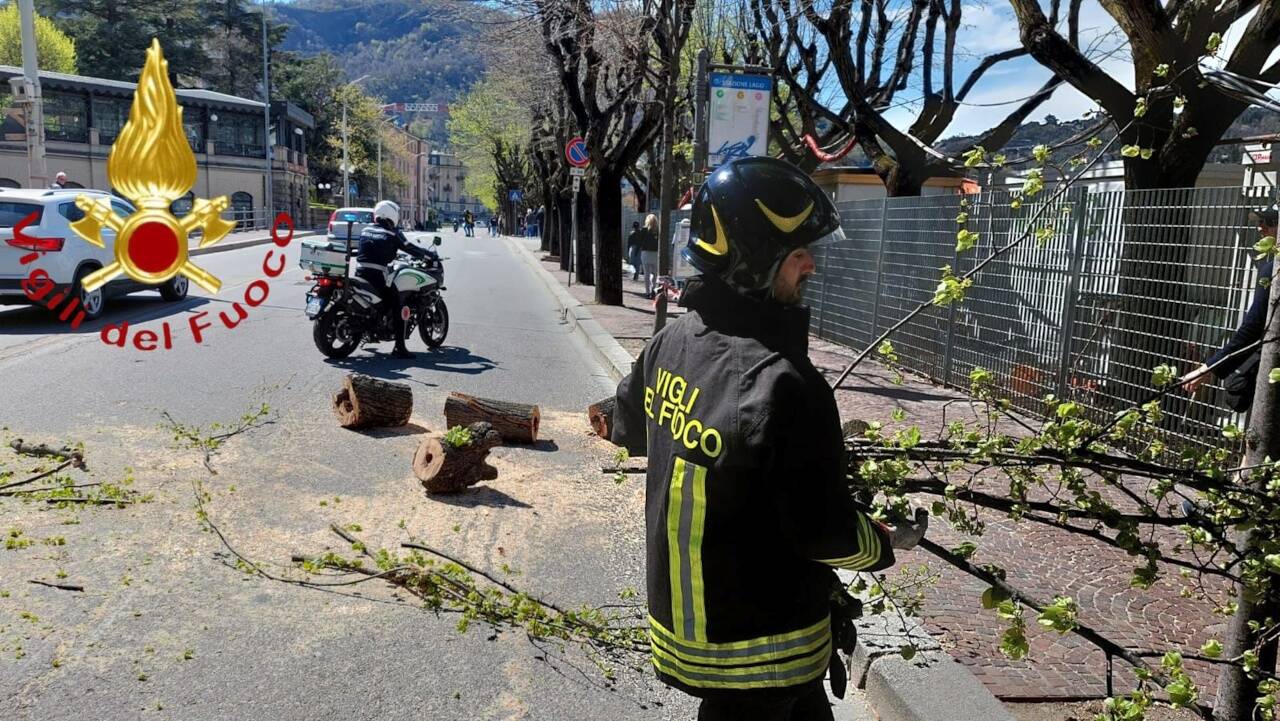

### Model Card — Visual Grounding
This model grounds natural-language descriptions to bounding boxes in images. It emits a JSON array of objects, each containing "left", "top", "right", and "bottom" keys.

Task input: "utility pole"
[
  {"left": 342, "top": 102, "right": 349, "bottom": 207},
  {"left": 376, "top": 132, "right": 382, "bottom": 199},
  {"left": 14, "top": 0, "right": 46, "bottom": 189},
  {"left": 261, "top": 0, "right": 273, "bottom": 227},
  {"left": 652, "top": 1, "right": 682, "bottom": 333}
]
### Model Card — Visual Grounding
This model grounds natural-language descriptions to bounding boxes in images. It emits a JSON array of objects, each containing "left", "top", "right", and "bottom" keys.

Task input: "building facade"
[
  {"left": 380, "top": 122, "right": 430, "bottom": 228},
  {"left": 0, "top": 66, "right": 313, "bottom": 228},
  {"left": 427, "top": 149, "right": 485, "bottom": 220}
]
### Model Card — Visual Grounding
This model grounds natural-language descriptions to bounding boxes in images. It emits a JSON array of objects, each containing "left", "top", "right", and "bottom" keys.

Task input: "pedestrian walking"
[
  {"left": 1182, "top": 207, "right": 1278, "bottom": 411},
  {"left": 610, "top": 156, "right": 926, "bottom": 721},
  {"left": 49, "top": 171, "right": 68, "bottom": 189},
  {"left": 525, "top": 208, "right": 535, "bottom": 238},
  {"left": 626, "top": 221, "right": 644, "bottom": 281},
  {"left": 463, "top": 210, "right": 475, "bottom": 237},
  {"left": 535, "top": 205, "right": 544, "bottom": 238},
  {"left": 639, "top": 214, "right": 660, "bottom": 298}
]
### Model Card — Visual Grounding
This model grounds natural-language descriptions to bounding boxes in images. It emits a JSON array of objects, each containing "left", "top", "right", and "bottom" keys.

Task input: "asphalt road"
[{"left": 0, "top": 228, "right": 688, "bottom": 721}]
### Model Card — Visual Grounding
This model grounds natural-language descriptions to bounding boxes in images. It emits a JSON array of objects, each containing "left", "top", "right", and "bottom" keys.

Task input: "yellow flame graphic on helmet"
[
  {"left": 694, "top": 205, "right": 730, "bottom": 256},
  {"left": 755, "top": 199, "right": 814, "bottom": 234}
]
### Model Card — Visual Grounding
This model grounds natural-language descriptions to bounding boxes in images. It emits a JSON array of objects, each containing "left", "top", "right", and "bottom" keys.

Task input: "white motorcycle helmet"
[{"left": 373, "top": 200, "right": 400, "bottom": 227}]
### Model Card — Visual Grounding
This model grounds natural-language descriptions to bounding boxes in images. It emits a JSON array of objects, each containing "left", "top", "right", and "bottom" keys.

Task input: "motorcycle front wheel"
[
  {"left": 313, "top": 308, "right": 361, "bottom": 358},
  {"left": 419, "top": 297, "right": 449, "bottom": 348}
]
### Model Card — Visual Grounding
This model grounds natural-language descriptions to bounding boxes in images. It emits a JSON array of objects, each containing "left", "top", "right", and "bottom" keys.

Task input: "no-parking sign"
[{"left": 565, "top": 137, "right": 590, "bottom": 168}]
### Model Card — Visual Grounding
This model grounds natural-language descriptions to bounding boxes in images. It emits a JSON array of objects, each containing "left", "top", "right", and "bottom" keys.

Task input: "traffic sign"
[
  {"left": 565, "top": 137, "right": 590, "bottom": 168},
  {"left": 569, "top": 167, "right": 586, "bottom": 177},
  {"left": 508, "top": 189, "right": 524, "bottom": 202}
]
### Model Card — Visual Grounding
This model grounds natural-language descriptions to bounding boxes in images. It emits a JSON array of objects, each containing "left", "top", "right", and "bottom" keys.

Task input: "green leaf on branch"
[
  {"left": 1140, "top": 148, "right": 1154, "bottom": 160},
  {"left": 1035, "top": 227, "right": 1054, "bottom": 247},
  {"left": 1022, "top": 169, "right": 1044, "bottom": 198},
  {"left": 962, "top": 146, "right": 986, "bottom": 168},
  {"left": 1270, "top": 368, "right": 1280, "bottom": 385},
  {"left": 1121, "top": 145, "right": 1142, "bottom": 158},
  {"left": 1032, "top": 144, "right": 1051, "bottom": 164},
  {"left": 956, "top": 229, "right": 979, "bottom": 253},
  {"left": 1035, "top": 596, "right": 1079, "bottom": 634},
  {"left": 1173, "top": 96, "right": 1186, "bottom": 113},
  {"left": 1223, "top": 423, "right": 1243, "bottom": 440},
  {"left": 1134, "top": 98, "right": 1148, "bottom": 118},
  {"left": 1207, "top": 32, "right": 1223, "bottom": 55},
  {"left": 1152, "top": 364, "right": 1179, "bottom": 388},
  {"left": 1255, "top": 235, "right": 1277, "bottom": 260},
  {"left": 992, "top": 153, "right": 1007, "bottom": 167},
  {"left": 1154, "top": 63, "right": 1170, "bottom": 78},
  {"left": 877, "top": 340, "right": 899, "bottom": 363},
  {"left": 981, "top": 585, "right": 1010, "bottom": 609},
  {"left": 1087, "top": 136, "right": 1102, "bottom": 150},
  {"left": 955, "top": 211, "right": 969, "bottom": 225},
  {"left": 999, "top": 624, "right": 1029, "bottom": 660},
  {"left": 953, "top": 541, "right": 978, "bottom": 559},
  {"left": 1201, "top": 639, "right": 1223, "bottom": 658},
  {"left": 933, "top": 265, "right": 973, "bottom": 306}
]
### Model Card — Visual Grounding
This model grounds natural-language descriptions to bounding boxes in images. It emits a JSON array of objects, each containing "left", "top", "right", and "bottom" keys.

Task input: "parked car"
[
  {"left": 327, "top": 207, "right": 375, "bottom": 249},
  {"left": 0, "top": 188, "right": 188, "bottom": 321}
]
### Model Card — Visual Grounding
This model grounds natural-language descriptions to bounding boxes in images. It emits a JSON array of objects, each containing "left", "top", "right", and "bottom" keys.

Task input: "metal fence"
[{"left": 808, "top": 184, "right": 1276, "bottom": 452}]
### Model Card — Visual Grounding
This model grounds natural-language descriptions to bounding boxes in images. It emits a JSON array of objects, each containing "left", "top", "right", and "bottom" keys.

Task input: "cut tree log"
[
  {"left": 332, "top": 373, "right": 413, "bottom": 429},
  {"left": 414, "top": 422, "right": 503, "bottom": 494},
  {"left": 443, "top": 392, "right": 540, "bottom": 444},
  {"left": 587, "top": 396, "right": 616, "bottom": 440}
]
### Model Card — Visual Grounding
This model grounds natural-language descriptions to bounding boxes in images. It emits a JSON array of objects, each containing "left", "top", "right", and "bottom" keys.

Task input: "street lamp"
[{"left": 341, "top": 73, "right": 372, "bottom": 207}]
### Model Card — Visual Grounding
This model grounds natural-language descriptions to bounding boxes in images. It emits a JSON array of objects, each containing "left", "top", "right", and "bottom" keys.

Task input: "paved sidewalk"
[{"left": 517, "top": 237, "right": 1224, "bottom": 703}]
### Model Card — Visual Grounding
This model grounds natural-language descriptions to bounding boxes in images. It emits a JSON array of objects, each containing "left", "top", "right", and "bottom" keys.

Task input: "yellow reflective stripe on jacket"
[
  {"left": 649, "top": 615, "right": 830, "bottom": 666},
  {"left": 667, "top": 457, "right": 709, "bottom": 642},
  {"left": 650, "top": 635, "right": 831, "bottom": 690},
  {"left": 818, "top": 514, "right": 883, "bottom": 570}
]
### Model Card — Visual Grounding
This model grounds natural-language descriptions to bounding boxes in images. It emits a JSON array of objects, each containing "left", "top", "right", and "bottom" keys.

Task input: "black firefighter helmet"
[{"left": 683, "top": 156, "right": 843, "bottom": 293}]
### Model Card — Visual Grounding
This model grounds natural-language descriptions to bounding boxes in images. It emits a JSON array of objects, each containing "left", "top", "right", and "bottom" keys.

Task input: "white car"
[
  {"left": 0, "top": 188, "right": 189, "bottom": 321},
  {"left": 326, "top": 207, "right": 375, "bottom": 249}
]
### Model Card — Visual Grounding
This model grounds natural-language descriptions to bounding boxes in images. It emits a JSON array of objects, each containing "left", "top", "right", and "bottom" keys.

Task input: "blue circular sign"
[{"left": 565, "top": 137, "right": 590, "bottom": 168}]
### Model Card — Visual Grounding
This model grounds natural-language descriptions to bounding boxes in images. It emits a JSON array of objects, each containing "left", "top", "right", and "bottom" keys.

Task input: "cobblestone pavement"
[{"left": 534, "top": 247, "right": 1225, "bottom": 701}]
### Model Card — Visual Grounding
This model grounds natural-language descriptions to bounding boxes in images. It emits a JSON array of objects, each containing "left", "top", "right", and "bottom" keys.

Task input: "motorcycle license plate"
[{"left": 305, "top": 296, "right": 324, "bottom": 318}]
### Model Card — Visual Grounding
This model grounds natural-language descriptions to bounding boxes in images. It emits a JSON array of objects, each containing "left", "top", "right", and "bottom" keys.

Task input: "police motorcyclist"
[
  {"left": 356, "top": 200, "right": 427, "bottom": 359},
  {"left": 612, "top": 157, "right": 926, "bottom": 720}
]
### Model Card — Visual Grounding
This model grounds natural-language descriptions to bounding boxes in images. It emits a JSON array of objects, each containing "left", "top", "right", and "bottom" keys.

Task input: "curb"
[
  {"left": 838, "top": 572, "right": 1014, "bottom": 721},
  {"left": 188, "top": 229, "right": 318, "bottom": 258},
  {"left": 503, "top": 235, "right": 636, "bottom": 383}
]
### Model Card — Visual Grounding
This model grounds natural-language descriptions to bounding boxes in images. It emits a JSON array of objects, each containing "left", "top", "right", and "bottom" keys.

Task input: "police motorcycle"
[{"left": 300, "top": 223, "right": 449, "bottom": 359}]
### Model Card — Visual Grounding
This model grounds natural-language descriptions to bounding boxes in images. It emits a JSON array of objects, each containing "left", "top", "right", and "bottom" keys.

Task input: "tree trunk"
[
  {"left": 576, "top": 188, "right": 594, "bottom": 286},
  {"left": 558, "top": 195, "right": 571, "bottom": 271},
  {"left": 1214, "top": 261, "right": 1280, "bottom": 721},
  {"left": 413, "top": 422, "right": 503, "bottom": 494},
  {"left": 331, "top": 374, "right": 413, "bottom": 429},
  {"left": 587, "top": 395, "right": 616, "bottom": 439},
  {"left": 592, "top": 167, "right": 624, "bottom": 305},
  {"left": 443, "top": 391, "right": 540, "bottom": 444}
]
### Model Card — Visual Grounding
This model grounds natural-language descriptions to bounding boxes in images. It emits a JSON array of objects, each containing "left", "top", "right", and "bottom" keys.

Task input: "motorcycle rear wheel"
[
  {"left": 313, "top": 309, "right": 361, "bottom": 358},
  {"left": 419, "top": 298, "right": 449, "bottom": 348}
]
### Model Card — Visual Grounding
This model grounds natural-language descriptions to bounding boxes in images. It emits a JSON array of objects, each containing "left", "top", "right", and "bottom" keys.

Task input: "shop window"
[
  {"left": 92, "top": 95, "right": 129, "bottom": 145},
  {"left": 230, "top": 191, "right": 254, "bottom": 229}
]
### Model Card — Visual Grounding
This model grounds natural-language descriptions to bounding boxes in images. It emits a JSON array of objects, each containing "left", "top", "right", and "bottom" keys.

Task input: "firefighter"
[{"left": 612, "top": 156, "right": 926, "bottom": 721}]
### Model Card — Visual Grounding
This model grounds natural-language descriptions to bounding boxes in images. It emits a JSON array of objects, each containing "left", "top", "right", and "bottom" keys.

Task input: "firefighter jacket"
[{"left": 612, "top": 276, "right": 895, "bottom": 698}]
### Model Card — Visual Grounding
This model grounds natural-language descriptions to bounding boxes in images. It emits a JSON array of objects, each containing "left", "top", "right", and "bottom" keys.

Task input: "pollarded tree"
[
  {"left": 537, "top": 0, "right": 665, "bottom": 300},
  {"left": 743, "top": 0, "right": 1080, "bottom": 195},
  {"left": 1002, "top": 0, "right": 1280, "bottom": 410}
]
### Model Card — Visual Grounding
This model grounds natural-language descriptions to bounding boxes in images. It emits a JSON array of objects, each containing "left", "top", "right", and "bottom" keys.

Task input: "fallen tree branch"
[
  {"left": 9, "top": 439, "right": 85, "bottom": 469},
  {"left": 28, "top": 579, "right": 84, "bottom": 592}
]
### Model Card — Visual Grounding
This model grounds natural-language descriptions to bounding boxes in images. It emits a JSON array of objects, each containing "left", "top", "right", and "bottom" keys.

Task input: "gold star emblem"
[{"left": 71, "top": 39, "right": 234, "bottom": 294}]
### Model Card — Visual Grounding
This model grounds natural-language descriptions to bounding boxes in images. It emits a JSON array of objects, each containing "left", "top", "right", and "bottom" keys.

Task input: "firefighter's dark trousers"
[{"left": 696, "top": 679, "right": 834, "bottom": 721}]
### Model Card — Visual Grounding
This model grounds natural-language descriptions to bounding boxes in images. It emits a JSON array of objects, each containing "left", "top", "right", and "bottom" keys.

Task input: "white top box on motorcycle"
[{"left": 299, "top": 238, "right": 350, "bottom": 276}]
